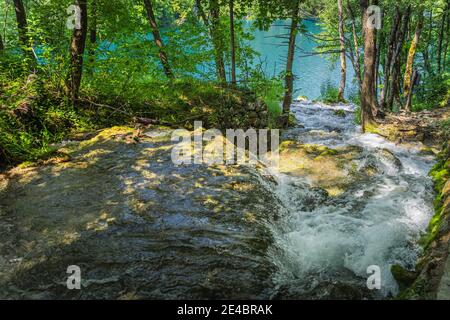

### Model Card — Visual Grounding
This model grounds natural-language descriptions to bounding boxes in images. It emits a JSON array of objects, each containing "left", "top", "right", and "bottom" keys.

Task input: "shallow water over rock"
[
  {"left": 0, "top": 127, "right": 281, "bottom": 299},
  {"left": 0, "top": 102, "right": 436, "bottom": 299}
]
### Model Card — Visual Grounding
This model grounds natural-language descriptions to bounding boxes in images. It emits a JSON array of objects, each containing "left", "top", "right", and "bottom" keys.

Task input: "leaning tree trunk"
[
  {"left": 67, "top": 0, "right": 88, "bottom": 105},
  {"left": 360, "top": 0, "right": 378, "bottom": 131},
  {"left": 209, "top": 0, "right": 227, "bottom": 82},
  {"left": 229, "top": 0, "right": 237, "bottom": 85},
  {"left": 13, "top": 0, "right": 35, "bottom": 64},
  {"left": 403, "top": 11, "right": 424, "bottom": 112},
  {"left": 338, "top": 0, "right": 346, "bottom": 101},
  {"left": 196, "top": 0, "right": 209, "bottom": 26},
  {"left": 143, "top": 0, "right": 174, "bottom": 79},
  {"left": 280, "top": 1, "right": 301, "bottom": 128}
]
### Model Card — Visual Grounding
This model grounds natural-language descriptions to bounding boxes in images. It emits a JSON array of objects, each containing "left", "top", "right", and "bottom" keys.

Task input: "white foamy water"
[{"left": 267, "top": 101, "right": 435, "bottom": 299}]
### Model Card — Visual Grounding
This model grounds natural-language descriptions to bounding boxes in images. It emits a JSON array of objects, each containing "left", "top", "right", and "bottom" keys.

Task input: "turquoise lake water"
[{"left": 245, "top": 19, "right": 356, "bottom": 100}]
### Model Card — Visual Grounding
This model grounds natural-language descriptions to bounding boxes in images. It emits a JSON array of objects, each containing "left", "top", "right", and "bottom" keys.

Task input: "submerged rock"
[{"left": 277, "top": 140, "right": 367, "bottom": 197}]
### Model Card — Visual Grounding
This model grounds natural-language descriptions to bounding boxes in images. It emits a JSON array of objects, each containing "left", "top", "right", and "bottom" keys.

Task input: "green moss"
[
  {"left": 420, "top": 149, "right": 450, "bottom": 248},
  {"left": 391, "top": 264, "right": 418, "bottom": 292},
  {"left": 303, "top": 144, "right": 339, "bottom": 156},
  {"left": 334, "top": 109, "right": 346, "bottom": 118}
]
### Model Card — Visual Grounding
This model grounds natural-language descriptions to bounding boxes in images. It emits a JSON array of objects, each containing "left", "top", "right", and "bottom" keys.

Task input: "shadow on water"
[{"left": 0, "top": 128, "right": 281, "bottom": 299}]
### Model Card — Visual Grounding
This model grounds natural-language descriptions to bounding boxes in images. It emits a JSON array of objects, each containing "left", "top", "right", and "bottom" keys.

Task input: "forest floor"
[{"left": 373, "top": 107, "right": 450, "bottom": 148}]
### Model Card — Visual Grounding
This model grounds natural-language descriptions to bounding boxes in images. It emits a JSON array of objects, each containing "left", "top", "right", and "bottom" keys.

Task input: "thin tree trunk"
[
  {"left": 403, "top": 11, "right": 424, "bottom": 111},
  {"left": 422, "top": 9, "right": 432, "bottom": 75},
  {"left": 386, "top": 5, "right": 411, "bottom": 111},
  {"left": 280, "top": 1, "right": 301, "bottom": 128},
  {"left": 380, "top": 6, "right": 401, "bottom": 109},
  {"left": 88, "top": 0, "right": 97, "bottom": 74},
  {"left": 389, "top": 59, "right": 401, "bottom": 110},
  {"left": 437, "top": 5, "right": 448, "bottom": 73},
  {"left": 13, "top": 0, "right": 34, "bottom": 64},
  {"left": 143, "top": 0, "right": 174, "bottom": 79},
  {"left": 0, "top": 34, "right": 3, "bottom": 52},
  {"left": 346, "top": 1, "right": 362, "bottom": 91},
  {"left": 338, "top": 0, "right": 346, "bottom": 101},
  {"left": 67, "top": 0, "right": 88, "bottom": 105},
  {"left": 196, "top": 0, "right": 209, "bottom": 27},
  {"left": 374, "top": 9, "right": 383, "bottom": 99},
  {"left": 444, "top": 11, "right": 450, "bottom": 71},
  {"left": 196, "top": 0, "right": 227, "bottom": 82},
  {"left": 229, "top": 0, "right": 237, "bottom": 85},
  {"left": 209, "top": 0, "right": 227, "bottom": 82},
  {"left": 360, "top": 0, "right": 378, "bottom": 131},
  {"left": 404, "top": 68, "right": 418, "bottom": 111}
]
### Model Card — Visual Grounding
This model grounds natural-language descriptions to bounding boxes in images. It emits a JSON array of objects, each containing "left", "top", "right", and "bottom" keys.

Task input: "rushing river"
[
  {"left": 262, "top": 101, "right": 436, "bottom": 298},
  {"left": 0, "top": 101, "right": 436, "bottom": 299}
]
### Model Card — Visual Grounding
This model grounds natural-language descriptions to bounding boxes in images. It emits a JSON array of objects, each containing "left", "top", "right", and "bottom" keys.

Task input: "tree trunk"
[
  {"left": 360, "top": 0, "right": 377, "bottom": 131},
  {"left": 386, "top": 5, "right": 411, "bottom": 111},
  {"left": 88, "top": 0, "right": 97, "bottom": 74},
  {"left": 380, "top": 6, "right": 401, "bottom": 109},
  {"left": 13, "top": 0, "right": 34, "bottom": 64},
  {"left": 67, "top": 0, "right": 88, "bottom": 105},
  {"left": 0, "top": 34, "right": 3, "bottom": 52},
  {"left": 404, "top": 68, "right": 418, "bottom": 111},
  {"left": 374, "top": 9, "right": 383, "bottom": 98},
  {"left": 422, "top": 9, "right": 433, "bottom": 75},
  {"left": 196, "top": 0, "right": 209, "bottom": 27},
  {"left": 444, "top": 10, "right": 450, "bottom": 71},
  {"left": 338, "top": 0, "right": 346, "bottom": 101},
  {"left": 346, "top": 1, "right": 362, "bottom": 91},
  {"left": 209, "top": 0, "right": 227, "bottom": 82},
  {"left": 229, "top": 0, "right": 237, "bottom": 85},
  {"left": 143, "top": 0, "right": 174, "bottom": 79},
  {"left": 280, "top": 1, "right": 301, "bottom": 128},
  {"left": 403, "top": 11, "right": 424, "bottom": 111},
  {"left": 437, "top": 5, "right": 448, "bottom": 73}
]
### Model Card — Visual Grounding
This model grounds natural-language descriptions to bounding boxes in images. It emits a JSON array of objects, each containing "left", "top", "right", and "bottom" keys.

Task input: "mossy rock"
[
  {"left": 277, "top": 141, "right": 366, "bottom": 197},
  {"left": 334, "top": 109, "right": 346, "bottom": 118},
  {"left": 391, "top": 264, "right": 418, "bottom": 292}
]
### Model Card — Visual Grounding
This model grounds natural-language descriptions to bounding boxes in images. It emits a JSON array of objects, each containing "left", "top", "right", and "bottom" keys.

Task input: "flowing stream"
[
  {"left": 0, "top": 101, "right": 437, "bottom": 300},
  {"left": 261, "top": 101, "right": 436, "bottom": 299}
]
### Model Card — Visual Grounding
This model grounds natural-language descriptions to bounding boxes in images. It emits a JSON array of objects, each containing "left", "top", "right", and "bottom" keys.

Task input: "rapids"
[
  {"left": 265, "top": 101, "right": 435, "bottom": 299},
  {"left": 0, "top": 102, "right": 436, "bottom": 299}
]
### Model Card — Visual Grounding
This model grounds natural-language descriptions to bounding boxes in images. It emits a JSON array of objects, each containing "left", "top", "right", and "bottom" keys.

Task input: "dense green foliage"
[
  {"left": 0, "top": 0, "right": 282, "bottom": 167},
  {"left": 0, "top": 0, "right": 449, "bottom": 168}
]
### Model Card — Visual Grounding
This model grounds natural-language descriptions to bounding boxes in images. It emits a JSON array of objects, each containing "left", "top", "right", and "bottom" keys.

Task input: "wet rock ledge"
[{"left": 0, "top": 126, "right": 280, "bottom": 299}]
